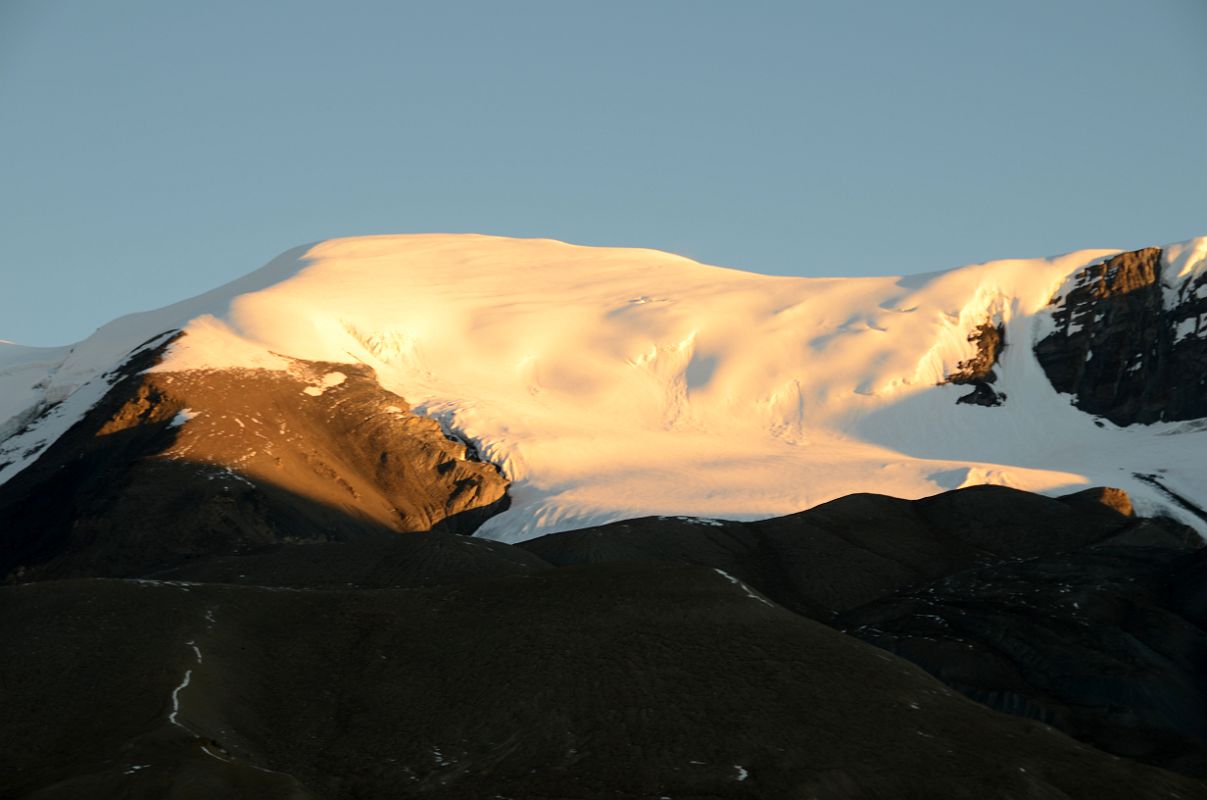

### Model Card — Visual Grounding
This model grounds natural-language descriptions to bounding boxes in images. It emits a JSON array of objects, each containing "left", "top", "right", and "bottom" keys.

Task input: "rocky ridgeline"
[
  {"left": 1035, "top": 246, "right": 1207, "bottom": 425},
  {"left": 0, "top": 337, "right": 509, "bottom": 582}
]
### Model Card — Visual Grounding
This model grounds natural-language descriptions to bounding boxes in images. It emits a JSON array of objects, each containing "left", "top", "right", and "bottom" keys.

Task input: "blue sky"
[{"left": 3, "top": 0, "right": 1206, "bottom": 345}]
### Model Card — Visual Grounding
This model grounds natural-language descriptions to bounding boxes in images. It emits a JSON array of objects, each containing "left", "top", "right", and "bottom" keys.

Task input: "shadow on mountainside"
[
  {"left": 520, "top": 486, "right": 1207, "bottom": 779},
  {"left": 0, "top": 340, "right": 510, "bottom": 583},
  {"left": 0, "top": 449, "right": 510, "bottom": 583}
]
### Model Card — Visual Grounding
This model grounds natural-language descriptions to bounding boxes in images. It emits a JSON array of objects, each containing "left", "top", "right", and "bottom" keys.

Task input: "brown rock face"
[
  {"left": 1060, "top": 486, "right": 1135, "bottom": 519},
  {"left": 946, "top": 321, "right": 1006, "bottom": 406},
  {"left": 0, "top": 339, "right": 509, "bottom": 581},
  {"left": 1034, "top": 246, "right": 1207, "bottom": 425}
]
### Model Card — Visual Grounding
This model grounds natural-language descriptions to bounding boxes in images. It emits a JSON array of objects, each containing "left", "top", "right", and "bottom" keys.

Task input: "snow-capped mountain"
[
  {"left": 5, "top": 234, "right": 1207, "bottom": 798},
  {"left": 3, "top": 233, "right": 1207, "bottom": 541}
]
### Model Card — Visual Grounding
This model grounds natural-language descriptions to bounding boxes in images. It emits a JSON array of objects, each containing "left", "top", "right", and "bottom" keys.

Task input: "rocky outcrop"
[
  {"left": 1035, "top": 246, "right": 1207, "bottom": 425},
  {"left": 0, "top": 339, "right": 509, "bottom": 582},
  {"left": 946, "top": 321, "right": 1006, "bottom": 406}
]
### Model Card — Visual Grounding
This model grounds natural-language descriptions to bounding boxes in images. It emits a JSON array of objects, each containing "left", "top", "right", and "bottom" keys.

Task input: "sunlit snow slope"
[{"left": 3, "top": 234, "right": 1207, "bottom": 541}]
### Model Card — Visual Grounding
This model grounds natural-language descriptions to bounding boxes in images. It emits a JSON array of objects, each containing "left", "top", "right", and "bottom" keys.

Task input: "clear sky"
[{"left": 3, "top": 1, "right": 1206, "bottom": 345}]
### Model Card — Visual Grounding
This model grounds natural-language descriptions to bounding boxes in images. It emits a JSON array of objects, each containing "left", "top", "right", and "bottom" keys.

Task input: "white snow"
[
  {"left": 0, "top": 361, "right": 132, "bottom": 483},
  {"left": 1174, "top": 317, "right": 1200, "bottom": 342},
  {"left": 171, "top": 408, "right": 199, "bottom": 427},
  {"left": 662, "top": 516, "right": 726, "bottom": 527},
  {"left": 301, "top": 371, "right": 347, "bottom": 397},
  {"left": 3, "top": 234, "right": 1207, "bottom": 538},
  {"left": 200, "top": 745, "right": 231, "bottom": 763},
  {"left": 1162, "top": 236, "right": 1207, "bottom": 307},
  {"left": 0, "top": 342, "right": 72, "bottom": 439},
  {"left": 167, "top": 638, "right": 205, "bottom": 730},
  {"left": 714, "top": 568, "right": 775, "bottom": 607},
  {"left": 168, "top": 669, "right": 192, "bottom": 728}
]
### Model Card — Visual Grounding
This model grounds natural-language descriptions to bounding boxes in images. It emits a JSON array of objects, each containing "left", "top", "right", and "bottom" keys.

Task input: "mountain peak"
[{"left": 3, "top": 234, "right": 1207, "bottom": 538}]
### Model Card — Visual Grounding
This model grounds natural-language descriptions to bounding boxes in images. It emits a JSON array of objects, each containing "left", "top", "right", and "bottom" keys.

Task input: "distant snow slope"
[{"left": 4, "top": 234, "right": 1207, "bottom": 540}]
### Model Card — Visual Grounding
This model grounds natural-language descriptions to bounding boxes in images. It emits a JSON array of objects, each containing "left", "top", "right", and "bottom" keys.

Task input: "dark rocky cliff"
[
  {"left": 946, "top": 320, "right": 1006, "bottom": 406},
  {"left": 1035, "top": 246, "right": 1207, "bottom": 425}
]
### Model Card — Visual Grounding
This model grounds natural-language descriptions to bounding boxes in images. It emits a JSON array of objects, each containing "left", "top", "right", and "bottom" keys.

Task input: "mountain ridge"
[
  {"left": 5, "top": 234, "right": 1207, "bottom": 796},
  {"left": 3, "top": 233, "right": 1207, "bottom": 539}
]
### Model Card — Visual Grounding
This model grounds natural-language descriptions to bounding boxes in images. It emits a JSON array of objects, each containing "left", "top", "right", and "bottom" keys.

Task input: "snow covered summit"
[{"left": 3, "top": 233, "right": 1206, "bottom": 539}]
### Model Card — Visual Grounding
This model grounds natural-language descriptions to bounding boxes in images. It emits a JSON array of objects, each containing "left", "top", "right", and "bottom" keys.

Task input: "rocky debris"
[
  {"left": 1035, "top": 246, "right": 1207, "bottom": 425},
  {"left": 0, "top": 340, "right": 509, "bottom": 582},
  {"left": 521, "top": 485, "right": 1207, "bottom": 777},
  {"left": 945, "top": 320, "right": 1006, "bottom": 406}
]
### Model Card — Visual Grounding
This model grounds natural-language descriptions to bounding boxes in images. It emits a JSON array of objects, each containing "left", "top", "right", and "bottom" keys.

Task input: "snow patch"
[
  {"left": 171, "top": 408, "right": 199, "bottom": 427},
  {"left": 200, "top": 745, "right": 232, "bottom": 763},
  {"left": 714, "top": 568, "right": 774, "bottom": 607},
  {"left": 302, "top": 371, "right": 347, "bottom": 397},
  {"left": 1174, "top": 317, "right": 1200, "bottom": 342},
  {"left": 1162, "top": 237, "right": 1207, "bottom": 308},
  {"left": 0, "top": 370, "right": 117, "bottom": 485},
  {"left": 168, "top": 669, "right": 192, "bottom": 728},
  {"left": 662, "top": 516, "right": 727, "bottom": 527},
  {"left": 207, "top": 466, "right": 254, "bottom": 487}
]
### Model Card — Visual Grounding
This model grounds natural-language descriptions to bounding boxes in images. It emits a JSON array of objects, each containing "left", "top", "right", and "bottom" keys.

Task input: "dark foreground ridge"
[
  {"left": 522, "top": 487, "right": 1207, "bottom": 779},
  {"left": 1, "top": 345, "right": 1206, "bottom": 798},
  {"left": 3, "top": 484, "right": 1206, "bottom": 797}
]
